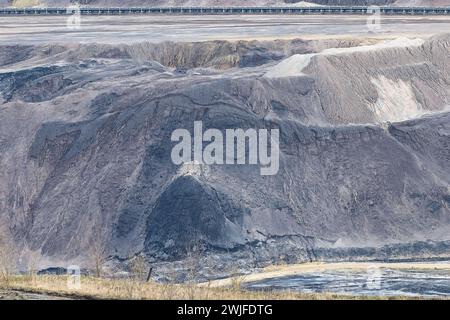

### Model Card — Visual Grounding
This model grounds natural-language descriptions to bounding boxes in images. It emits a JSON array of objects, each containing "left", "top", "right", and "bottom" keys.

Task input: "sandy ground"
[
  {"left": 1, "top": 15, "right": 450, "bottom": 44},
  {"left": 205, "top": 261, "right": 450, "bottom": 287}
]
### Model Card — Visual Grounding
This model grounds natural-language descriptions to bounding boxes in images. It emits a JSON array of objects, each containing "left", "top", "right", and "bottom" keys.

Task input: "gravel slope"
[{"left": 0, "top": 35, "right": 449, "bottom": 273}]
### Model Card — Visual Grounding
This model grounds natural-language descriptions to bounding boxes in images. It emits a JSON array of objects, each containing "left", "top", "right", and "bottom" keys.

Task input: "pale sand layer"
[
  {"left": 1, "top": 15, "right": 449, "bottom": 44},
  {"left": 205, "top": 261, "right": 450, "bottom": 287},
  {"left": 265, "top": 37, "right": 425, "bottom": 78}
]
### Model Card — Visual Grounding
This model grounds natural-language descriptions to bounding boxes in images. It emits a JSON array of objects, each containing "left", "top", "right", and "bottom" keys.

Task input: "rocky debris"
[
  {"left": 36, "top": 267, "right": 67, "bottom": 275},
  {"left": 315, "top": 240, "right": 450, "bottom": 262},
  {"left": 0, "top": 35, "right": 449, "bottom": 275},
  {"left": 141, "top": 239, "right": 450, "bottom": 282},
  {"left": 0, "top": 39, "right": 369, "bottom": 71}
]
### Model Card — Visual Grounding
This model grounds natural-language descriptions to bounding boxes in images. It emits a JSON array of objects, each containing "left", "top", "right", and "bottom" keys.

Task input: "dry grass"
[
  {"left": 1, "top": 261, "right": 449, "bottom": 300},
  {"left": 0, "top": 227, "right": 17, "bottom": 285},
  {"left": 0, "top": 275, "right": 436, "bottom": 300}
]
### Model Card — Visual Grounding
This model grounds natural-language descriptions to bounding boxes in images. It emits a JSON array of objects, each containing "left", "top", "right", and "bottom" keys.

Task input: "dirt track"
[{"left": 0, "top": 289, "right": 70, "bottom": 300}]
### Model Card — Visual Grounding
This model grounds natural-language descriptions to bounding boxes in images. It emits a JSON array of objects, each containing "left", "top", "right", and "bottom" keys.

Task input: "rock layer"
[{"left": 0, "top": 35, "right": 449, "bottom": 271}]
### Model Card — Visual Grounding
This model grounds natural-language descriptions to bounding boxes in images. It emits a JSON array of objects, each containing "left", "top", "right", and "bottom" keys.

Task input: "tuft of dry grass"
[
  {"left": 0, "top": 228, "right": 17, "bottom": 286},
  {"left": 0, "top": 275, "right": 439, "bottom": 300}
]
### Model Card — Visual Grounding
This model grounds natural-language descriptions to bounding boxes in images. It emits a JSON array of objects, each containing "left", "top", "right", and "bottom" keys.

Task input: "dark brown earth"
[{"left": 0, "top": 289, "right": 69, "bottom": 300}]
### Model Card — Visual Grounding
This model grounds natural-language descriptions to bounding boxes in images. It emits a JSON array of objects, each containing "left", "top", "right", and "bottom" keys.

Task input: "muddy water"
[{"left": 244, "top": 268, "right": 450, "bottom": 298}]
